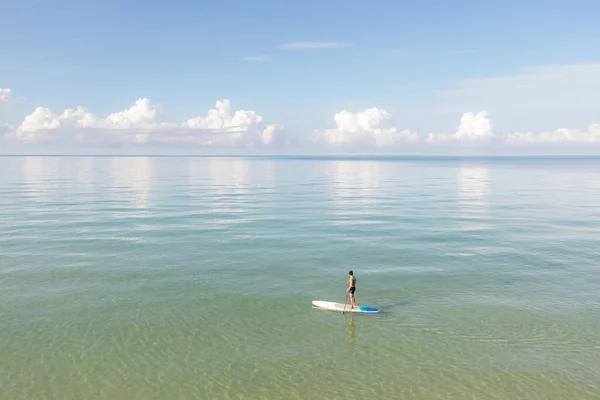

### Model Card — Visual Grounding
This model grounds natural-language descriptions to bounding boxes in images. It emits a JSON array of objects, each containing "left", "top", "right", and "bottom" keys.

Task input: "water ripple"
[{"left": 1, "top": 156, "right": 600, "bottom": 399}]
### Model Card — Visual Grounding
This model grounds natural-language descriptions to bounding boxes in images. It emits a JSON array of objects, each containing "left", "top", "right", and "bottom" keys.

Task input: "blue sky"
[{"left": 1, "top": 0, "right": 599, "bottom": 154}]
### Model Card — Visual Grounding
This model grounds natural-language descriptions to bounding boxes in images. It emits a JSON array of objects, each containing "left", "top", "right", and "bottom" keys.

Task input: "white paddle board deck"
[{"left": 312, "top": 300, "right": 380, "bottom": 313}]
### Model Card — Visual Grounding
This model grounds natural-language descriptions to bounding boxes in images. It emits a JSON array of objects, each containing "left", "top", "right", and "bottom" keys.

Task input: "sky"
[{"left": 1, "top": 0, "right": 599, "bottom": 155}]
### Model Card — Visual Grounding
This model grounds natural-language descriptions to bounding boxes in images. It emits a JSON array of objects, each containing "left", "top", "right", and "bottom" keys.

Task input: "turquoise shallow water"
[{"left": 1, "top": 156, "right": 600, "bottom": 399}]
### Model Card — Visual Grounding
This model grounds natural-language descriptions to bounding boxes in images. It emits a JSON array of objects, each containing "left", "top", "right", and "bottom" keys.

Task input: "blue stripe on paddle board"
[{"left": 359, "top": 306, "right": 379, "bottom": 312}]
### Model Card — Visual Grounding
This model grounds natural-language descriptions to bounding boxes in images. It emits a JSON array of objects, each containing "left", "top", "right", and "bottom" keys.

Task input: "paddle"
[{"left": 343, "top": 290, "right": 348, "bottom": 314}]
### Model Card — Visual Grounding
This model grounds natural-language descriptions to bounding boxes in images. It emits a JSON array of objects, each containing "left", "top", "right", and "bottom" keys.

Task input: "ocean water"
[{"left": 1, "top": 155, "right": 599, "bottom": 400}]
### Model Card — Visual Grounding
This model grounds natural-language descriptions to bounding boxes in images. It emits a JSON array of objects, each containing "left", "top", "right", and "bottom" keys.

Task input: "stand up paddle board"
[{"left": 312, "top": 300, "right": 380, "bottom": 313}]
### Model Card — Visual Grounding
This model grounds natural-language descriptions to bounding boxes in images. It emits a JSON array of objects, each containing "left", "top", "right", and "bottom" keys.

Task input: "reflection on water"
[
  {"left": 109, "top": 157, "right": 153, "bottom": 210},
  {"left": 22, "top": 156, "right": 46, "bottom": 181},
  {"left": 328, "top": 161, "right": 383, "bottom": 221},
  {"left": 458, "top": 166, "right": 489, "bottom": 208},
  {"left": 263, "top": 160, "right": 276, "bottom": 189},
  {"left": 187, "top": 158, "right": 208, "bottom": 191},
  {"left": 209, "top": 158, "right": 250, "bottom": 195},
  {"left": 347, "top": 313, "right": 356, "bottom": 348},
  {"left": 73, "top": 157, "right": 95, "bottom": 199},
  {"left": 22, "top": 156, "right": 50, "bottom": 200},
  {"left": 129, "top": 157, "right": 152, "bottom": 210},
  {"left": 205, "top": 158, "right": 255, "bottom": 226},
  {"left": 458, "top": 166, "right": 490, "bottom": 230}
]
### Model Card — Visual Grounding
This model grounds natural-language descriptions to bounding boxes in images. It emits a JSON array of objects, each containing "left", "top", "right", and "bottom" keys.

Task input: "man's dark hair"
[{"left": 349, "top": 270, "right": 353, "bottom": 275}]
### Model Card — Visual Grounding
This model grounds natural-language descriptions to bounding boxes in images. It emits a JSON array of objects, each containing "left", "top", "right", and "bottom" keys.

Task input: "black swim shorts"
[{"left": 349, "top": 287, "right": 356, "bottom": 295}]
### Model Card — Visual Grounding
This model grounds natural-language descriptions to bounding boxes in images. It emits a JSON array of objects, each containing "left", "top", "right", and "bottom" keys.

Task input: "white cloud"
[
  {"left": 457, "top": 111, "right": 493, "bottom": 140},
  {"left": 279, "top": 42, "right": 351, "bottom": 50},
  {"left": 0, "top": 88, "right": 12, "bottom": 103},
  {"left": 103, "top": 98, "right": 162, "bottom": 129},
  {"left": 314, "top": 106, "right": 600, "bottom": 152},
  {"left": 242, "top": 55, "right": 269, "bottom": 62},
  {"left": 13, "top": 98, "right": 168, "bottom": 144},
  {"left": 2, "top": 90, "right": 599, "bottom": 154},
  {"left": 505, "top": 124, "right": 600, "bottom": 145},
  {"left": 313, "top": 107, "right": 419, "bottom": 147},
  {"left": 261, "top": 124, "right": 285, "bottom": 146},
  {"left": 439, "top": 64, "right": 600, "bottom": 133},
  {"left": 428, "top": 111, "right": 494, "bottom": 143},
  {"left": 6, "top": 98, "right": 285, "bottom": 148}
]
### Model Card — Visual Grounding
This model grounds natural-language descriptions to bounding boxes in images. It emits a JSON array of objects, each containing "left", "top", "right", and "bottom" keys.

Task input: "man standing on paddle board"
[{"left": 346, "top": 270, "right": 356, "bottom": 309}]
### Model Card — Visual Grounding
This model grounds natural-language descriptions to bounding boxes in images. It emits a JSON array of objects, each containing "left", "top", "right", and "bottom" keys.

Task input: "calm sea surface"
[{"left": 1, "top": 156, "right": 599, "bottom": 399}]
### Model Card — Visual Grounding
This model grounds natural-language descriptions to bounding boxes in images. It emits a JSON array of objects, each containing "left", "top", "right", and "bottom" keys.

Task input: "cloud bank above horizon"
[
  {"left": 1, "top": 95, "right": 285, "bottom": 150},
  {"left": 1, "top": 87, "right": 599, "bottom": 154},
  {"left": 313, "top": 108, "right": 599, "bottom": 151}
]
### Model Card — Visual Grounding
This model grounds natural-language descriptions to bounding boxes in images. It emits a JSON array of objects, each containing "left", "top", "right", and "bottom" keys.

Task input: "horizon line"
[{"left": 1, "top": 154, "right": 600, "bottom": 159}]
